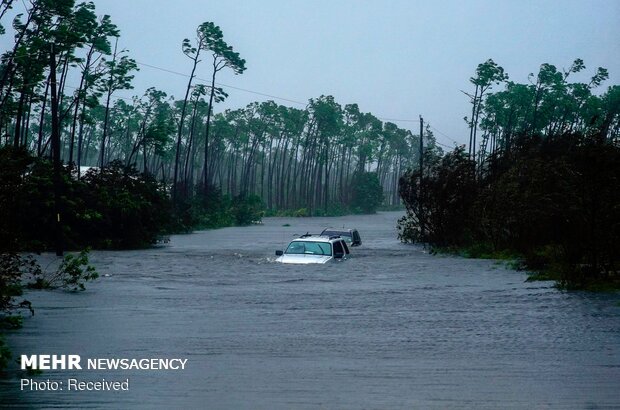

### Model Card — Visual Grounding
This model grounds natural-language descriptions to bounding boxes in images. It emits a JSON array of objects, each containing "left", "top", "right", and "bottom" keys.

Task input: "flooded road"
[{"left": 2, "top": 211, "right": 619, "bottom": 409}]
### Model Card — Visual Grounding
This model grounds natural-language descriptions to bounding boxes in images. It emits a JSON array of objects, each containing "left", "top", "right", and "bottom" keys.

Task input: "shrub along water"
[
  {"left": 0, "top": 147, "right": 172, "bottom": 251},
  {"left": 399, "top": 58, "right": 619, "bottom": 290},
  {"left": 0, "top": 146, "right": 268, "bottom": 251},
  {"left": 398, "top": 133, "right": 620, "bottom": 290},
  {"left": 0, "top": 250, "right": 99, "bottom": 372},
  {"left": 0, "top": 145, "right": 262, "bottom": 371}
]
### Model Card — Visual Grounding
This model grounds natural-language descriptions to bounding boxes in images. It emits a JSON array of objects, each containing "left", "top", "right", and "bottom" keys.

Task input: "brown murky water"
[{"left": 2, "top": 212, "right": 619, "bottom": 409}]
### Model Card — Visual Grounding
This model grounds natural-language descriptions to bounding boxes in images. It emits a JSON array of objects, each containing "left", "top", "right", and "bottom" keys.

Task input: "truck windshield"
[{"left": 285, "top": 241, "right": 332, "bottom": 256}]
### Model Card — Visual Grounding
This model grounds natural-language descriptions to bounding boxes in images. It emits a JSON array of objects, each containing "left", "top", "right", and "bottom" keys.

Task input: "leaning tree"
[{"left": 196, "top": 22, "right": 246, "bottom": 190}]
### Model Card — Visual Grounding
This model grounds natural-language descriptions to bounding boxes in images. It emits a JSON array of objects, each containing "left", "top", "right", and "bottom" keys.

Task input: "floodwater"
[{"left": 1, "top": 212, "right": 619, "bottom": 409}]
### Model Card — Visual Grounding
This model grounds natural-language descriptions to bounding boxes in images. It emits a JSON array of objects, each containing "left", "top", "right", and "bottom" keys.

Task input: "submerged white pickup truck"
[{"left": 275, "top": 234, "right": 350, "bottom": 264}]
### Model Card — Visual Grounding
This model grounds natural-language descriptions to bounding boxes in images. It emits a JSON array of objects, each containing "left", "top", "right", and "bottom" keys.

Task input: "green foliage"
[
  {"left": 471, "top": 59, "right": 509, "bottom": 88},
  {"left": 99, "top": 53, "right": 138, "bottom": 95},
  {"left": 232, "top": 195, "right": 264, "bottom": 226},
  {"left": 264, "top": 204, "right": 355, "bottom": 217},
  {"left": 0, "top": 336, "right": 12, "bottom": 373},
  {"left": 28, "top": 250, "right": 98, "bottom": 291},
  {"left": 0, "top": 249, "right": 98, "bottom": 372},
  {"left": 0, "top": 253, "right": 39, "bottom": 322},
  {"left": 197, "top": 22, "right": 246, "bottom": 75},
  {"left": 351, "top": 172, "right": 384, "bottom": 214},
  {"left": 0, "top": 252, "right": 36, "bottom": 377},
  {"left": 398, "top": 147, "right": 477, "bottom": 245},
  {"left": 399, "top": 133, "right": 620, "bottom": 290},
  {"left": 263, "top": 208, "right": 310, "bottom": 217},
  {"left": 178, "top": 185, "right": 233, "bottom": 230},
  {"left": 295, "top": 208, "right": 309, "bottom": 217},
  {"left": 311, "top": 204, "right": 351, "bottom": 217},
  {"left": 170, "top": 185, "right": 265, "bottom": 231},
  {"left": 0, "top": 147, "right": 35, "bottom": 251},
  {"left": 0, "top": 315, "right": 23, "bottom": 329},
  {"left": 0, "top": 148, "right": 172, "bottom": 251},
  {"left": 400, "top": 58, "right": 619, "bottom": 290},
  {"left": 80, "top": 161, "right": 172, "bottom": 248},
  {"left": 474, "top": 58, "right": 617, "bottom": 158},
  {"left": 459, "top": 242, "right": 498, "bottom": 259}
]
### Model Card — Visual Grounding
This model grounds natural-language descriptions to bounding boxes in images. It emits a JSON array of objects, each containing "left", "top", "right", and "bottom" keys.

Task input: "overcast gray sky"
[{"left": 4, "top": 0, "right": 620, "bottom": 148}]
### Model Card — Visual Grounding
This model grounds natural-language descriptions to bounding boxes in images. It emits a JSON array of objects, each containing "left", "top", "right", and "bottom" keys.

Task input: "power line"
[
  {"left": 1, "top": 6, "right": 465, "bottom": 140},
  {"left": 11, "top": 85, "right": 461, "bottom": 153},
  {"left": 136, "top": 61, "right": 456, "bottom": 132},
  {"left": 426, "top": 122, "right": 464, "bottom": 147},
  {"left": 3, "top": 47, "right": 462, "bottom": 150},
  {"left": 375, "top": 117, "right": 419, "bottom": 123},
  {"left": 429, "top": 139, "right": 453, "bottom": 150},
  {"left": 136, "top": 61, "right": 308, "bottom": 106},
  {"left": 3, "top": 46, "right": 447, "bottom": 126}
]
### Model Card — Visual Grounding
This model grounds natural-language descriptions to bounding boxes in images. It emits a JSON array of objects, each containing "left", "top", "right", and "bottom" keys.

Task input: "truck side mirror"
[{"left": 275, "top": 250, "right": 283, "bottom": 256}]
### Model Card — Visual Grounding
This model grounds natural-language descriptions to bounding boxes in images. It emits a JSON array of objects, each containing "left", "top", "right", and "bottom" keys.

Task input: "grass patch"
[
  {"left": 526, "top": 271, "right": 557, "bottom": 282},
  {"left": 431, "top": 243, "right": 521, "bottom": 262}
]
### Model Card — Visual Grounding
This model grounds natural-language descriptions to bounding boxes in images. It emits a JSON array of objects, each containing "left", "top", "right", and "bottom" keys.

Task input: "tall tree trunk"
[
  {"left": 13, "top": 87, "right": 26, "bottom": 148},
  {"left": 173, "top": 46, "right": 201, "bottom": 201},
  {"left": 468, "top": 84, "right": 479, "bottom": 159},
  {"left": 69, "top": 46, "right": 95, "bottom": 165},
  {"left": 99, "top": 39, "right": 118, "bottom": 167},
  {"left": 203, "top": 63, "right": 218, "bottom": 189},
  {"left": 49, "top": 44, "right": 63, "bottom": 256}
]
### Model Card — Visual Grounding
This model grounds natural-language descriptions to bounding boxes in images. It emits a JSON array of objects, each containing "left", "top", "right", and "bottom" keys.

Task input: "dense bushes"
[
  {"left": 398, "top": 148, "right": 477, "bottom": 245},
  {"left": 0, "top": 147, "right": 268, "bottom": 251},
  {"left": 398, "top": 133, "right": 620, "bottom": 289},
  {"left": 350, "top": 172, "right": 385, "bottom": 214},
  {"left": 0, "top": 147, "right": 37, "bottom": 252},
  {"left": 0, "top": 147, "right": 172, "bottom": 251},
  {"left": 0, "top": 253, "right": 38, "bottom": 326},
  {"left": 0, "top": 250, "right": 99, "bottom": 371},
  {"left": 171, "top": 185, "right": 265, "bottom": 232},
  {"left": 79, "top": 161, "right": 172, "bottom": 249}
]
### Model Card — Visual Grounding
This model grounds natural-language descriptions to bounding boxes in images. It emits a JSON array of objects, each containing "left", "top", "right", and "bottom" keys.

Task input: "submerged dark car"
[{"left": 320, "top": 228, "right": 362, "bottom": 247}]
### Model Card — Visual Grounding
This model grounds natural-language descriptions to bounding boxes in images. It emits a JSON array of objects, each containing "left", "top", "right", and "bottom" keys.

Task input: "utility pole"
[
  {"left": 419, "top": 115, "right": 425, "bottom": 241},
  {"left": 50, "top": 44, "right": 63, "bottom": 256}
]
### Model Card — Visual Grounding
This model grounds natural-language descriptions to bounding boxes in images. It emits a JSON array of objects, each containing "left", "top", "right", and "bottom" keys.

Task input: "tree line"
[
  {"left": 0, "top": 0, "right": 435, "bottom": 225},
  {"left": 399, "top": 58, "right": 619, "bottom": 289},
  {"left": 0, "top": 1, "right": 436, "bottom": 360}
]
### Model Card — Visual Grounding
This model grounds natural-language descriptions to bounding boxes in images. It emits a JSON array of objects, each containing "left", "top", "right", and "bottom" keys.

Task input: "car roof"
[
  {"left": 322, "top": 228, "right": 356, "bottom": 233},
  {"left": 290, "top": 235, "right": 341, "bottom": 243}
]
